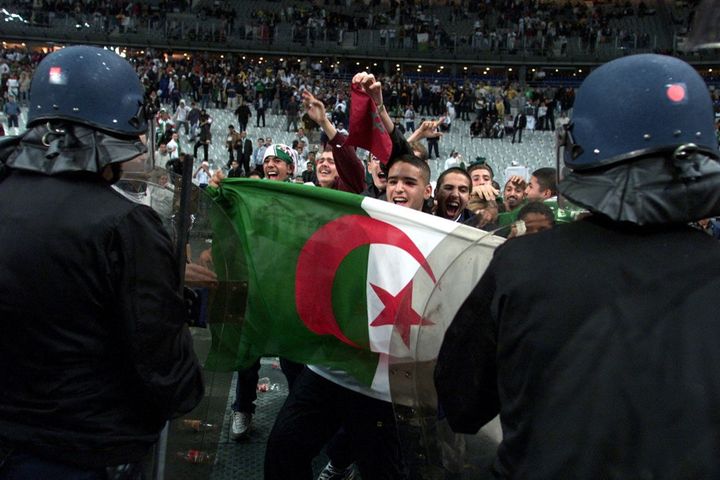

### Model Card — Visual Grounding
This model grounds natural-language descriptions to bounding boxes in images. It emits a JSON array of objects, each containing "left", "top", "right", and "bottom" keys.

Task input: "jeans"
[
  {"left": 231, "top": 358, "right": 261, "bottom": 414},
  {"left": 264, "top": 369, "right": 407, "bottom": 480},
  {"left": 231, "top": 358, "right": 304, "bottom": 413}
]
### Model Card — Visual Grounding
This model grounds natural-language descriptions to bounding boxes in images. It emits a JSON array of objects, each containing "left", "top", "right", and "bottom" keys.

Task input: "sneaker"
[
  {"left": 230, "top": 411, "right": 252, "bottom": 440},
  {"left": 316, "top": 461, "right": 357, "bottom": 480}
]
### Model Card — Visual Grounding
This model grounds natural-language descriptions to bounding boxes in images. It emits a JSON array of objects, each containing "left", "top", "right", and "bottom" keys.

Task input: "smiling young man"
[
  {"left": 386, "top": 154, "right": 432, "bottom": 212},
  {"left": 501, "top": 177, "right": 526, "bottom": 212},
  {"left": 262, "top": 144, "right": 296, "bottom": 182},
  {"left": 435, "top": 167, "right": 474, "bottom": 222},
  {"left": 314, "top": 149, "right": 338, "bottom": 188},
  {"left": 231, "top": 142, "right": 301, "bottom": 441}
]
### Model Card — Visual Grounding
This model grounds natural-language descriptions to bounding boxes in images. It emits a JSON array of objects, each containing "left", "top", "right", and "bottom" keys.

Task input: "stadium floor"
[
  {"left": 157, "top": 333, "right": 331, "bottom": 480},
  {"left": 153, "top": 330, "right": 498, "bottom": 480}
]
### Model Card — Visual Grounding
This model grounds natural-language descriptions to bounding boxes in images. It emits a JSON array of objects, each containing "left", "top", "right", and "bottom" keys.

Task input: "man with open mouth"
[{"left": 434, "top": 167, "right": 474, "bottom": 223}]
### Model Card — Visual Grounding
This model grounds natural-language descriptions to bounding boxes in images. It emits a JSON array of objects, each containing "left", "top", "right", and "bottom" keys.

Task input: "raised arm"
[{"left": 302, "top": 90, "right": 366, "bottom": 194}]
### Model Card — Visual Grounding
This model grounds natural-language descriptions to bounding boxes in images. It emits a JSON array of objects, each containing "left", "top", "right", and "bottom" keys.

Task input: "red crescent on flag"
[{"left": 295, "top": 214, "right": 436, "bottom": 348}]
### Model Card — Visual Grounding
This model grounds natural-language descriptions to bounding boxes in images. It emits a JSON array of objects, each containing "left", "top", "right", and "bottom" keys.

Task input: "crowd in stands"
[
  {"left": 2, "top": 44, "right": 719, "bottom": 154},
  {"left": 1, "top": 0, "right": 675, "bottom": 55}
]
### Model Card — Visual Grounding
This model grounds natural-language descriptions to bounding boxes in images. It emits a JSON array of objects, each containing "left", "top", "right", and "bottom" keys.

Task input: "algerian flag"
[{"left": 205, "top": 179, "right": 502, "bottom": 401}]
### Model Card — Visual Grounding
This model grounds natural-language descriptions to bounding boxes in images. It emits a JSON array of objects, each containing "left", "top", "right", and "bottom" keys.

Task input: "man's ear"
[{"left": 423, "top": 183, "right": 433, "bottom": 200}]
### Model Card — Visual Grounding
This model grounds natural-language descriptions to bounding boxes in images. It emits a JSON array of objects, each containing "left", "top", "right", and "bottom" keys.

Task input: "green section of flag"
[
  {"left": 204, "top": 179, "right": 380, "bottom": 385},
  {"left": 497, "top": 199, "right": 585, "bottom": 226},
  {"left": 332, "top": 246, "right": 371, "bottom": 348}
]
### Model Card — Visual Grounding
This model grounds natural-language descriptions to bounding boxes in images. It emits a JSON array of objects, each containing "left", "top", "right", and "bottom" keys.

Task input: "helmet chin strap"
[{"left": 2, "top": 123, "right": 146, "bottom": 176}]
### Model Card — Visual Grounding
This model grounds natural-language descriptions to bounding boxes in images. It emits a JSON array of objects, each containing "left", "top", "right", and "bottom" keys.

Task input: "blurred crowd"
[{"left": 1, "top": 0, "right": 676, "bottom": 55}]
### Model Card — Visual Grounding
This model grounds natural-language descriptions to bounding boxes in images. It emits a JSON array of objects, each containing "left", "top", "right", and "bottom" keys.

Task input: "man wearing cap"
[
  {"left": 262, "top": 143, "right": 297, "bottom": 181},
  {"left": 230, "top": 142, "right": 303, "bottom": 441}
]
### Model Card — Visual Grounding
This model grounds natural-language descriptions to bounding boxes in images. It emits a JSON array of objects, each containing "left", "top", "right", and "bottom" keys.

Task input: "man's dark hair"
[
  {"left": 532, "top": 167, "right": 558, "bottom": 197},
  {"left": 387, "top": 154, "right": 431, "bottom": 184},
  {"left": 437, "top": 167, "right": 471, "bottom": 189},
  {"left": 518, "top": 201, "right": 556, "bottom": 225},
  {"left": 468, "top": 162, "right": 494, "bottom": 179}
]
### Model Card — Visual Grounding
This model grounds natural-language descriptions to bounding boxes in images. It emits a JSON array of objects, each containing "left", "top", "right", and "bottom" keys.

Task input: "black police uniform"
[
  {"left": 0, "top": 169, "right": 204, "bottom": 468},
  {"left": 436, "top": 216, "right": 720, "bottom": 478},
  {"left": 436, "top": 54, "right": 720, "bottom": 479}
]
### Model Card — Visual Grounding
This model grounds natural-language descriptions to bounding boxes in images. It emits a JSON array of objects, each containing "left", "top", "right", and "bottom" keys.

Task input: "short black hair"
[
  {"left": 532, "top": 167, "right": 558, "bottom": 197},
  {"left": 518, "top": 201, "right": 555, "bottom": 225},
  {"left": 437, "top": 167, "right": 471, "bottom": 189},
  {"left": 387, "top": 154, "right": 431, "bottom": 185}
]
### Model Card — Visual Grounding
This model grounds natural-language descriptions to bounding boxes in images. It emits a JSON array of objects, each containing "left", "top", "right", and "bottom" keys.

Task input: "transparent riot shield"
[
  {"left": 115, "top": 167, "right": 247, "bottom": 478},
  {"left": 388, "top": 227, "right": 506, "bottom": 479}
]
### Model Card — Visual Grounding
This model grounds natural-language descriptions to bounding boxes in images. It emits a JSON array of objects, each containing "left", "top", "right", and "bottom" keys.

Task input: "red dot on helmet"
[{"left": 666, "top": 84, "right": 686, "bottom": 103}]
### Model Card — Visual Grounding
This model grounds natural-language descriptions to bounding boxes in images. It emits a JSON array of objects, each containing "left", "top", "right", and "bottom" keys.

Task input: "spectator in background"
[
  {"left": 235, "top": 97, "right": 252, "bottom": 133},
  {"left": 404, "top": 104, "right": 416, "bottom": 132},
  {"left": 173, "top": 99, "right": 191, "bottom": 137},
  {"left": 4, "top": 96, "right": 21, "bottom": 135},
  {"left": 193, "top": 161, "right": 212, "bottom": 189},
  {"left": 286, "top": 95, "right": 300, "bottom": 132},
  {"left": 511, "top": 111, "right": 527, "bottom": 144},
  {"left": 193, "top": 110, "right": 212, "bottom": 162},
  {"left": 508, "top": 201, "right": 556, "bottom": 237},
  {"left": 501, "top": 177, "right": 526, "bottom": 212}
]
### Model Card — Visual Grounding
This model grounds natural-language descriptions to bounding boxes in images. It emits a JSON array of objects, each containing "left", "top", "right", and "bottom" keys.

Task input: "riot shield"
[
  {"left": 388, "top": 226, "right": 505, "bottom": 479},
  {"left": 115, "top": 167, "right": 247, "bottom": 478}
]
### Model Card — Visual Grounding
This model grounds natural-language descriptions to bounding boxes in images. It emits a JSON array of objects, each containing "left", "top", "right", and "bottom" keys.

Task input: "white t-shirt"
[{"left": 166, "top": 139, "right": 179, "bottom": 159}]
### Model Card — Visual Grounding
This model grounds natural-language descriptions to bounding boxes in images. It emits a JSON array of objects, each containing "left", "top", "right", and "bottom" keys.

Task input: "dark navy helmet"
[
  {"left": 563, "top": 54, "right": 718, "bottom": 171},
  {"left": 558, "top": 54, "right": 720, "bottom": 225},
  {"left": 27, "top": 46, "right": 146, "bottom": 137}
]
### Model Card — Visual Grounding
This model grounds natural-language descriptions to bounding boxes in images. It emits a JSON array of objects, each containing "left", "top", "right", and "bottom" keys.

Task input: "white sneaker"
[
  {"left": 230, "top": 411, "right": 252, "bottom": 440},
  {"left": 316, "top": 461, "right": 357, "bottom": 480}
]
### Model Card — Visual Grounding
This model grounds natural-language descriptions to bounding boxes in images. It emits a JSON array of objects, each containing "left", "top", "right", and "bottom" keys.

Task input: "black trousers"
[
  {"left": 235, "top": 150, "right": 251, "bottom": 176},
  {"left": 264, "top": 369, "right": 407, "bottom": 480},
  {"left": 427, "top": 139, "right": 439, "bottom": 159},
  {"left": 231, "top": 358, "right": 304, "bottom": 413},
  {"left": 193, "top": 141, "right": 209, "bottom": 161},
  {"left": 231, "top": 358, "right": 261, "bottom": 414},
  {"left": 256, "top": 109, "right": 266, "bottom": 127},
  {"left": 512, "top": 127, "right": 524, "bottom": 143}
]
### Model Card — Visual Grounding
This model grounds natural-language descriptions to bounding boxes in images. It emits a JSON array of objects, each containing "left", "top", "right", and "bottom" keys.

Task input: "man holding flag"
[
  {"left": 205, "top": 72, "right": 502, "bottom": 479},
  {"left": 263, "top": 153, "right": 433, "bottom": 480},
  {"left": 263, "top": 79, "right": 433, "bottom": 479}
]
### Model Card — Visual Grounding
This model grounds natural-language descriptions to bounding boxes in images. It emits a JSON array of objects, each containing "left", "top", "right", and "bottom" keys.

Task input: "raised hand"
[
  {"left": 301, "top": 90, "right": 328, "bottom": 125},
  {"left": 351, "top": 71, "right": 383, "bottom": 106}
]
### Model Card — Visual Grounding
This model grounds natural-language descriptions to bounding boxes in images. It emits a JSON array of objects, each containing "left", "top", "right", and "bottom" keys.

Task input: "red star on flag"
[{"left": 369, "top": 281, "right": 434, "bottom": 348}]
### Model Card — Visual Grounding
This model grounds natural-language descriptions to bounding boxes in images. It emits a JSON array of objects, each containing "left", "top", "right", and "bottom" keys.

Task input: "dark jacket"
[
  {"left": 237, "top": 137, "right": 253, "bottom": 159},
  {"left": 0, "top": 170, "right": 204, "bottom": 468},
  {"left": 436, "top": 216, "right": 720, "bottom": 479}
]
